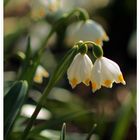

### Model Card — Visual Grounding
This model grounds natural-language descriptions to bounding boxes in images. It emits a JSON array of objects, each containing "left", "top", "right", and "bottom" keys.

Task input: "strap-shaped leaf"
[
  {"left": 111, "top": 93, "right": 136, "bottom": 140},
  {"left": 4, "top": 81, "right": 15, "bottom": 96},
  {"left": 86, "top": 124, "right": 97, "bottom": 140},
  {"left": 4, "top": 80, "right": 28, "bottom": 138},
  {"left": 21, "top": 37, "right": 31, "bottom": 72},
  {"left": 60, "top": 123, "right": 66, "bottom": 140}
]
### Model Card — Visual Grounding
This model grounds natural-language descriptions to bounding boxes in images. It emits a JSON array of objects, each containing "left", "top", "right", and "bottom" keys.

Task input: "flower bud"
[
  {"left": 78, "top": 43, "right": 88, "bottom": 55},
  {"left": 92, "top": 44, "right": 103, "bottom": 58}
]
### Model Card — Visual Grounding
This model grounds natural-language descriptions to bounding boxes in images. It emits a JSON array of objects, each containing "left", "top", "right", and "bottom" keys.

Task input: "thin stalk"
[
  {"left": 21, "top": 81, "right": 53, "bottom": 140},
  {"left": 83, "top": 41, "right": 103, "bottom": 58},
  {"left": 67, "top": 8, "right": 89, "bottom": 21},
  {"left": 21, "top": 104, "right": 41, "bottom": 140},
  {"left": 35, "top": 29, "right": 54, "bottom": 58},
  {"left": 21, "top": 46, "right": 78, "bottom": 140},
  {"left": 86, "top": 124, "right": 97, "bottom": 140},
  {"left": 83, "top": 41, "right": 97, "bottom": 46},
  {"left": 21, "top": 8, "right": 89, "bottom": 139}
]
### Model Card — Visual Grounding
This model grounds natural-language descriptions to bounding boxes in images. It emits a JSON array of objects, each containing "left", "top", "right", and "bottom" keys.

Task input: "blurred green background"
[{"left": 4, "top": 0, "right": 136, "bottom": 140}]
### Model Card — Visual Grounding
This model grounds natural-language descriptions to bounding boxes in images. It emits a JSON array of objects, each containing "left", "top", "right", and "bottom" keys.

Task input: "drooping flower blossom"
[
  {"left": 91, "top": 57, "right": 126, "bottom": 92},
  {"left": 65, "top": 19, "right": 109, "bottom": 46},
  {"left": 34, "top": 65, "right": 49, "bottom": 83},
  {"left": 67, "top": 53, "right": 93, "bottom": 88}
]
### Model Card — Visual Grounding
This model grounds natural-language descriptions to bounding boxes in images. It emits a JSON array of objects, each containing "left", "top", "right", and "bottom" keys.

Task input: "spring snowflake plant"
[
  {"left": 10, "top": 7, "right": 126, "bottom": 140},
  {"left": 21, "top": 41, "right": 126, "bottom": 140}
]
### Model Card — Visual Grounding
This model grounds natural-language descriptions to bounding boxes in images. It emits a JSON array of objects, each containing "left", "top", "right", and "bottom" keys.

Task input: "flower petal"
[
  {"left": 67, "top": 53, "right": 93, "bottom": 88},
  {"left": 91, "top": 56, "right": 126, "bottom": 92},
  {"left": 34, "top": 65, "right": 49, "bottom": 83},
  {"left": 101, "top": 57, "right": 126, "bottom": 85},
  {"left": 91, "top": 59, "right": 102, "bottom": 92},
  {"left": 65, "top": 19, "right": 109, "bottom": 46}
]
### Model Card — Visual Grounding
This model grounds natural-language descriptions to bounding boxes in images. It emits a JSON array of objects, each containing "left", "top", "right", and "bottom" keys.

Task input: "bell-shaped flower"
[
  {"left": 65, "top": 19, "right": 109, "bottom": 46},
  {"left": 15, "top": 21, "right": 56, "bottom": 53},
  {"left": 34, "top": 65, "right": 49, "bottom": 84},
  {"left": 67, "top": 53, "right": 93, "bottom": 88},
  {"left": 91, "top": 57, "right": 126, "bottom": 92},
  {"left": 30, "top": 0, "right": 48, "bottom": 20}
]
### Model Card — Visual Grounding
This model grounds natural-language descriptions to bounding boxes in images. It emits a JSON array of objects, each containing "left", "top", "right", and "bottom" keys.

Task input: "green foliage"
[
  {"left": 4, "top": 81, "right": 28, "bottom": 139},
  {"left": 4, "top": 0, "right": 136, "bottom": 140},
  {"left": 4, "top": 32, "right": 20, "bottom": 53},
  {"left": 19, "top": 36, "right": 34, "bottom": 84},
  {"left": 111, "top": 93, "right": 136, "bottom": 140},
  {"left": 92, "top": 44, "right": 103, "bottom": 58},
  {"left": 86, "top": 124, "right": 97, "bottom": 140},
  {"left": 4, "top": 81, "right": 15, "bottom": 96},
  {"left": 49, "top": 46, "right": 78, "bottom": 86},
  {"left": 78, "top": 43, "right": 88, "bottom": 55},
  {"left": 60, "top": 123, "right": 66, "bottom": 140}
]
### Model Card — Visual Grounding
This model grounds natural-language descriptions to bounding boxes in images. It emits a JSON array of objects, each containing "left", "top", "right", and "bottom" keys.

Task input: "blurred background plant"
[{"left": 4, "top": 0, "right": 136, "bottom": 140}]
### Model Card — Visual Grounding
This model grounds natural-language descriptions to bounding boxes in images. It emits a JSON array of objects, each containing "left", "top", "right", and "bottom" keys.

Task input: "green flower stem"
[
  {"left": 66, "top": 7, "right": 89, "bottom": 21},
  {"left": 83, "top": 41, "right": 103, "bottom": 58},
  {"left": 21, "top": 82, "right": 52, "bottom": 140},
  {"left": 21, "top": 46, "right": 78, "bottom": 140},
  {"left": 83, "top": 41, "right": 97, "bottom": 46},
  {"left": 20, "top": 8, "right": 89, "bottom": 139},
  {"left": 33, "top": 7, "right": 89, "bottom": 57},
  {"left": 35, "top": 29, "right": 54, "bottom": 58}
]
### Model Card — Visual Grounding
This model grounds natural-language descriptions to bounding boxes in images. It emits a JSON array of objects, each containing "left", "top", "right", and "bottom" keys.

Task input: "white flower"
[
  {"left": 46, "top": 0, "right": 60, "bottom": 12},
  {"left": 67, "top": 53, "right": 93, "bottom": 88},
  {"left": 65, "top": 19, "right": 109, "bottom": 46},
  {"left": 91, "top": 57, "right": 126, "bottom": 92},
  {"left": 30, "top": 0, "right": 61, "bottom": 18},
  {"left": 30, "top": 0, "right": 48, "bottom": 19},
  {"left": 15, "top": 21, "right": 56, "bottom": 53},
  {"left": 34, "top": 65, "right": 49, "bottom": 84}
]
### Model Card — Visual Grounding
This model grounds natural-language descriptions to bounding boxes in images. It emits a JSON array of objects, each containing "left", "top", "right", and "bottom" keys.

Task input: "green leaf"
[
  {"left": 23, "top": 37, "right": 32, "bottom": 67},
  {"left": 18, "top": 36, "right": 38, "bottom": 87},
  {"left": 111, "top": 93, "right": 136, "bottom": 140},
  {"left": 20, "top": 47, "right": 78, "bottom": 140},
  {"left": 18, "top": 36, "right": 41, "bottom": 88},
  {"left": 49, "top": 46, "right": 78, "bottom": 86},
  {"left": 4, "top": 81, "right": 15, "bottom": 96},
  {"left": 86, "top": 124, "right": 97, "bottom": 140},
  {"left": 4, "top": 80, "right": 28, "bottom": 139},
  {"left": 92, "top": 44, "right": 103, "bottom": 58},
  {"left": 28, "top": 88, "right": 95, "bottom": 135},
  {"left": 60, "top": 123, "right": 66, "bottom": 140},
  {"left": 4, "top": 30, "right": 26, "bottom": 55},
  {"left": 19, "top": 37, "right": 32, "bottom": 75}
]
